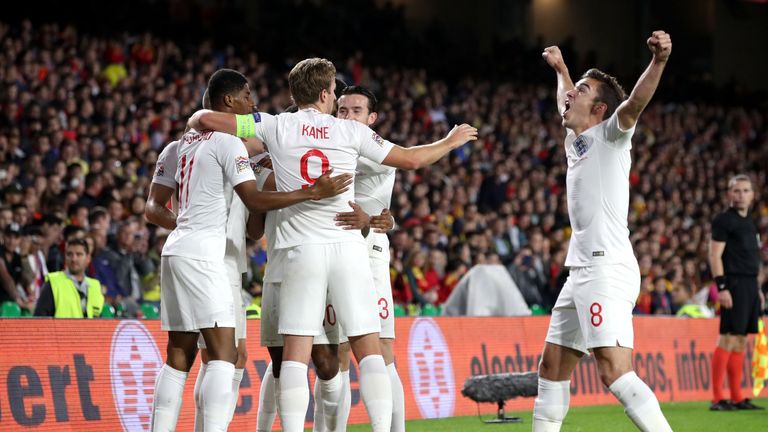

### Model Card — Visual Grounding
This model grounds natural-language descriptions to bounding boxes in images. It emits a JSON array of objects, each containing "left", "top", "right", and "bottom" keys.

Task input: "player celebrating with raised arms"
[{"left": 534, "top": 32, "right": 673, "bottom": 432}]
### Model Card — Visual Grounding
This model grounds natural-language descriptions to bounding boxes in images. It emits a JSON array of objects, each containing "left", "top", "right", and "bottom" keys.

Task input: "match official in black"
[{"left": 709, "top": 174, "right": 764, "bottom": 411}]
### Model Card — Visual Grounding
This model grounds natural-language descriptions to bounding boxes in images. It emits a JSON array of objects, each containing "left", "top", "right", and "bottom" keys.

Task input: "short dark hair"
[
  {"left": 207, "top": 69, "right": 248, "bottom": 111},
  {"left": 341, "top": 85, "right": 378, "bottom": 113},
  {"left": 88, "top": 207, "right": 108, "bottom": 225},
  {"left": 63, "top": 225, "right": 85, "bottom": 240},
  {"left": 581, "top": 68, "right": 627, "bottom": 120},
  {"left": 84, "top": 172, "right": 101, "bottom": 189},
  {"left": 66, "top": 237, "right": 90, "bottom": 255}
]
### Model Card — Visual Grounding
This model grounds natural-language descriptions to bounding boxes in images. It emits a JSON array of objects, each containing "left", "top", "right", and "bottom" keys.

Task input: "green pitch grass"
[{"left": 340, "top": 398, "right": 768, "bottom": 431}]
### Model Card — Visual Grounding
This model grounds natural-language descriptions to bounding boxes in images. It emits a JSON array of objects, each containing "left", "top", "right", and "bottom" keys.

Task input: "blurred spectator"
[
  {"left": 672, "top": 284, "right": 714, "bottom": 318},
  {"left": 651, "top": 277, "right": 673, "bottom": 315},
  {"left": 34, "top": 238, "right": 105, "bottom": 318}
]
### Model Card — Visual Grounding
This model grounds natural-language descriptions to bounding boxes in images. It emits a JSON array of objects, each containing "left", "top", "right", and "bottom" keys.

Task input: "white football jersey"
[
  {"left": 152, "top": 140, "right": 179, "bottom": 189},
  {"left": 355, "top": 156, "right": 396, "bottom": 216},
  {"left": 252, "top": 108, "right": 395, "bottom": 249},
  {"left": 564, "top": 111, "right": 636, "bottom": 267},
  {"left": 162, "top": 130, "right": 256, "bottom": 261},
  {"left": 224, "top": 155, "right": 273, "bottom": 275}
]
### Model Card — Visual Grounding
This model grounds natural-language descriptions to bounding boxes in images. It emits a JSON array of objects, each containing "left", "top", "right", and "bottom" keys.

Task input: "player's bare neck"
[{"left": 300, "top": 103, "right": 324, "bottom": 113}]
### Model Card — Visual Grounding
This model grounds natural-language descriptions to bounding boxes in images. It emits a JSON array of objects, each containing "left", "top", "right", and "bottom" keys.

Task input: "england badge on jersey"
[{"left": 573, "top": 135, "right": 592, "bottom": 157}]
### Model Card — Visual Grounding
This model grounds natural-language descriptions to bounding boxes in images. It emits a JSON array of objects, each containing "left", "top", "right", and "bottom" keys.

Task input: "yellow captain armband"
[{"left": 235, "top": 113, "right": 257, "bottom": 138}]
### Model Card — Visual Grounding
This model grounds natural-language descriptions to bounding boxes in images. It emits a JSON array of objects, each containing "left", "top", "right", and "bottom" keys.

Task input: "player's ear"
[
  {"left": 368, "top": 111, "right": 378, "bottom": 125},
  {"left": 223, "top": 94, "right": 234, "bottom": 108},
  {"left": 592, "top": 102, "right": 607, "bottom": 118}
]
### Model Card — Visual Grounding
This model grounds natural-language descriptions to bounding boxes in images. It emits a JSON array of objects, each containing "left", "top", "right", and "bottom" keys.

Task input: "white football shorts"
[
  {"left": 278, "top": 242, "right": 380, "bottom": 339},
  {"left": 333, "top": 232, "right": 395, "bottom": 344},
  {"left": 198, "top": 262, "right": 246, "bottom": 349},
  {"left": 160, "top": 256, "right": 235, "bottom": 332},
  {"left": 545, "top": 260, "right": 640, "bottom": 354}
]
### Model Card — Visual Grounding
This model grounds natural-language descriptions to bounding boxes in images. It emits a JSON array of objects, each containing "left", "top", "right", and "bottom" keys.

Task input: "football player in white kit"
[
  {"left": 188, "top": 58, "right": 477, "bottom": 432},
  {"left": 326, "top": 85, "right": 403, "bottom": 432},
  {"left": 151, "top": 69, "right": 352, "bottom": 432},
  {"left": 147, "top": 89, "right": 273, "bottom": 431},
  {"left": 533, "top": 32, "right": 673, "bottom": 432}
]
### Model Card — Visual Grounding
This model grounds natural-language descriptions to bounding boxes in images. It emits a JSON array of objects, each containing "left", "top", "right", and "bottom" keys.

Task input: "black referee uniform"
[{"left": 712, "top": 208, "right": 761, "bottom": 335}]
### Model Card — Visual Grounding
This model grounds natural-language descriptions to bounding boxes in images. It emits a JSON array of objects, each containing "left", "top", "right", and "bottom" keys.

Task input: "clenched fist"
[
  {"left": 542, "top": 46, "right": 565, "bottom": 71},
  {"left": 647, "top": 30, "right": 672, "bottom": 63}
]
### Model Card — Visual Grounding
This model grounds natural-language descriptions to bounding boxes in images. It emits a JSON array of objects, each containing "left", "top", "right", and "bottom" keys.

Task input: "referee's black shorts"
[{"left": 720, "top": 275, "right": 761, "bottom": 335}]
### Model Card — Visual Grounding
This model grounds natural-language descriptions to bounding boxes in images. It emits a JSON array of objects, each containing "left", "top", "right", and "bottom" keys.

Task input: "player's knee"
[
  {"left": 596, "top": 359, "right": 628, "bottom": 387},
  {"left": 167, "top": 349, "right": 196, "bottom": 372},
  {"left": 206, "top": 344, "right": 237, "bottom": 364},
  {"left": 538, "top": 356, "right": 564, "bottom": 381},
  {"left": 312, "top": 349, "right": 340, "bottom": 380}
]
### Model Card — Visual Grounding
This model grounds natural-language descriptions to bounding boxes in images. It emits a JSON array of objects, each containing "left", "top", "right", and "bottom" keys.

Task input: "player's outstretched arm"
[
  {"left": 234, "top": 169, "right": 353, "bottom": 213},
  {"left": 542, "top": 46, "right": 574, "bottom": 116},
  {"left": 381, "top": 124, "right": 478, "bottom": 170},
  {"left": 145, "top": 182, "right": 177, "bottom": 230},
  {"left": 188, "top": 109, "right": 238, "bottom": 135},
  {"left": 617, "top": 30, "right": 672, "bottom": 130}
]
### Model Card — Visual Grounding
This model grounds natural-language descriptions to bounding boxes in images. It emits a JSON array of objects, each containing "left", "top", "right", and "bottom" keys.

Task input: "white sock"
[
  {"left": 256, "top": 363, "right": 278, "bottom": 432},
  {"left": 532, "top": 377, "right": 570, "bottom": 432},
  {"left": 337, "top": 370, "right": 351, "bottom": 432},
  {"left": 278, "top": 361, "right": 310, "bottom": 432},
  {"left": 151, "top": 364, "right": 188, "bottom": 432},
  {"left": 313, "top": 377, "right": 325, "bottom": 432},
  {"left": 358, "top": 355, "right": 392, "bottom": 432},
  {"left": 193, "top": 363, "right": 208, "bottom": 432},
  {"left": 200, "top": 360, "right": 235, "bottom": 432},
  {"left": 387, "top": 363, "right": 405, "bottom": 432},
  {"left": 228, "top": 368, "right": 244, "bottom": 423},
  {"left": 319, "top": 373, "right": 342, "bottom": 431},
  {"left": 609, "top": 372, "right": 672, "bottom": 432}
]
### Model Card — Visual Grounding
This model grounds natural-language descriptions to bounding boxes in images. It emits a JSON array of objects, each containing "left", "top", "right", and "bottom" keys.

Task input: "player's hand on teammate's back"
[
  {"left": 446, "top": 124, "right": 478, "bottom": 148},
  {"left": 370, "top": 209, "right": 395, "bottom": 233},
  {"left": 647, "top": 30, "right": 672, "bottom": 63},
  {"left": 257, "top": 156, "right": 273, "bottom": 170},
  {"left": 542, "top": 46, "right": 565, "bottom": 70},
  {"left": 309, "top": 169, "right": 353, "bottom": 200},
  {"left": 335, "top": 201, "right": 370, "bottom": 230},
  {"left": 718, "top": 289, "right": 733, "bottom": 309}
]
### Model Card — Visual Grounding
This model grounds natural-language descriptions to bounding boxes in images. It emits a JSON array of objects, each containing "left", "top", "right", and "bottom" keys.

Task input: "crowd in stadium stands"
[{"left": 0, "top": 19, "right": 766, "bottom": 319}]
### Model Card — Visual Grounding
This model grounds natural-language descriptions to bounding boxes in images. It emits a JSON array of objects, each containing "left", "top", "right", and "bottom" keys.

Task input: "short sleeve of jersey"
[
  {"left": 152, "top": 141, "right": 179, "bottom": 188},
  {"left": 252, "top": 112, "right": 279, "bottom": 145},
  {"left": 215, "top": 134, "right": 257, "bottom": 187},
  {"left": 603, "top": 111, "right": 635, "bottom": 147},
  {"left": 711, "top": 213, "right": 730, "bottom": 242},
  {"left": 357, "top": 156, "right": 395, "bottom": 176},
  {"left": 354, "top": 122, "right": 395, "bottom": 164}
]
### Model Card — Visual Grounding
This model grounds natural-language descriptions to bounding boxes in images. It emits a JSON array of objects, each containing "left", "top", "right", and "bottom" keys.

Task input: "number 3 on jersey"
[{"left": 300, "top": 149, "right": 330, "bottom": 188}]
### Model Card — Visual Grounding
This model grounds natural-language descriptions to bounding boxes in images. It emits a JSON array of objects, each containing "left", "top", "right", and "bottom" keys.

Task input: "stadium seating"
[
  {"left": 1, "top": 301, "right": 22, "bottom": 317},
  {"left": 141, "top": 303, "right": 160, "bottom": 319},
  {"left": 101, "top": 304, "right": 117, "bottom": 318}
]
